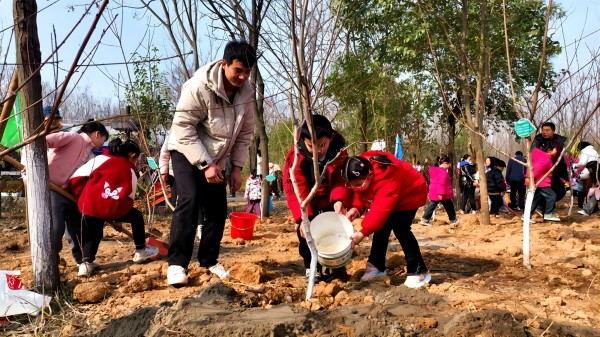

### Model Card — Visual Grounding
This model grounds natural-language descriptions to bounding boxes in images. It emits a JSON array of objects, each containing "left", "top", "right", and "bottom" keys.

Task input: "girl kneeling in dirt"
[
  {"left": 341, "top": 151, "right": 432, "bottom": 288},
  {"left": 282, "top": 114, "right": 352, "bottom": 281},
  {"left": 69, "top": 139, "right": 159, "bottom": 277}
]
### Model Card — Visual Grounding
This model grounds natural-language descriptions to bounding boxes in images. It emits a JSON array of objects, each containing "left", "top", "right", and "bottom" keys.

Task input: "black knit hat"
[{"left": 342, "top": 156, "right": 371, "bottom": 182}]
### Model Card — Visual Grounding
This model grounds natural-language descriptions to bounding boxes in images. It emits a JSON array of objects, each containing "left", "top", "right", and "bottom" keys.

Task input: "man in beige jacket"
[{"left": 166, "top": 41, "right": 256, "bottom": 286}]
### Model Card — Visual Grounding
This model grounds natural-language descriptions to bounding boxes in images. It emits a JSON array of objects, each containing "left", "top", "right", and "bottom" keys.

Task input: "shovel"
[{"left": 1, "top": 152, "right": 169, "bottom": 258}]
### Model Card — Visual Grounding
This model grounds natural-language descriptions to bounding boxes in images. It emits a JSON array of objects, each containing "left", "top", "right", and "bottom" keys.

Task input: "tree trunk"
[
  {"left": 474, "top": 0, "right": 491, "bottom": 226},
  {"left": 359, "top": 99, "right": 368, "bottom": 152},
  {"left": 472, "top": 127, "right": 490, "bottom": 225},
  {"left": 14, "top": 0, "right": 59, "bottom": 291},
  {"left": 255, "top": 69, "right": 270, "bottom": 218},
  {"left": 447, "top": 111, "right": 456, "bottom": 176},
  {"left": 447, "top": 111, "right": 457, "bottom": 207}
]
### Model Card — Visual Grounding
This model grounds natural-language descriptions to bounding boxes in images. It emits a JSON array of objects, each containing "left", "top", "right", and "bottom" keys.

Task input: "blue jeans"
[
  {"left": 583, "top": 196, "right": 598, "bottom": 215},
  {"left": 422, "top": 199, "right": 456, "bottom": 221},
  {"left": 531, "top": 187, "right": 556, "bottom": 215}
]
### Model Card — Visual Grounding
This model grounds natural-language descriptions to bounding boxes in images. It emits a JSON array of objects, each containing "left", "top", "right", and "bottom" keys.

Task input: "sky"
[{"left": 1, "top": 0, "right": 600, "bottom": 109}]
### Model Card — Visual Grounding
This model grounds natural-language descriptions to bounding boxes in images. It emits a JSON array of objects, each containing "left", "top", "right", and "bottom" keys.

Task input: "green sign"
[
  {"left": 0, "top": 92, "right": 24, "bottom": 149},
  {"left": 147, "top": 157, "right": 159, "bottom": 170},
  {"left": 514, "top": 118, "right": 536, "bottom": 138}
]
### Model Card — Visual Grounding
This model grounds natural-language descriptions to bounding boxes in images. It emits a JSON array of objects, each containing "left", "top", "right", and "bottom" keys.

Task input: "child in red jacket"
[
  {"left": 282, "top": 114, "right": 351, "bottom": 280},
  {"left": 342, "top": 151, "right": 431, "bottom": 288},
  {"left": 69, "top": 138, "right": 158, "bottom": 276}
]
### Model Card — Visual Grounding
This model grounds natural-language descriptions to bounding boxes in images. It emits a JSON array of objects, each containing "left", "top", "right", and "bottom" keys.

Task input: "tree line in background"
[{"left": 2, "top": 0, "right": 600, "bottom": 216}]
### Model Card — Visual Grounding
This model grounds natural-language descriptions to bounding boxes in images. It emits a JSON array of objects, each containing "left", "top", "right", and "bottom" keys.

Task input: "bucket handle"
[{"left": 230, "top": 225, "right": 253, "bottom": 231}]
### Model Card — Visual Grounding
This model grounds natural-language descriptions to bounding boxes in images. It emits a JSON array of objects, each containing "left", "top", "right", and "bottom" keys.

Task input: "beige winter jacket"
[{"left": 168, "top": 60, "right": 256, "bottom": 170}]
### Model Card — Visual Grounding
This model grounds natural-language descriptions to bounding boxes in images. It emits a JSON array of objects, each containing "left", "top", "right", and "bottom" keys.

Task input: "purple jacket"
[{"left": 428, "top": 166, "right": 454, "bottom": 201}]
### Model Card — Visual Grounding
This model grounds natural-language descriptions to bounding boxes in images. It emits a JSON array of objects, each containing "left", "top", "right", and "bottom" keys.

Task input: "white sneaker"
[
  {"left": 360, "top": 262, "right": 387, "bottom": 282},
  {"left": 420, "top": 219, "right": 431, "bottom": 226},
  {"left": 521, "top": 216, "right": 535, "bottom": 224},
  {"left": 578, "top": 210, "right": 590, "bottom": 216},
  {"left": 449, "top": 219, "right": 459, "bottom": 225},
  {"left": 133, "top": 246, "right": 159, "bottom": 264},
  {"left": 208, "top": 263, "right": 230, "bottom": 280},
  {"left": 543, "top": 213, "right": 561, "bottom": 222},
  {"left": 167, "top": 265, "right": 188, "bottom": 286},
  {"left": 404, "top": 272, "right": 431, "bottom": 289},
  {"left": 78, "top": 262, "right": 97, "bottom": 277}
]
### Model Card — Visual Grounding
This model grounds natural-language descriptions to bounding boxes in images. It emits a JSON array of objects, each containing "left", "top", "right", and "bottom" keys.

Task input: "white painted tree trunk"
[
  {"left": 15, "top": 0, "right": 59, "bottom": 291},
  {"left": 521, "top": 190, "right": 535, "bottom": 269},
  {"left": 304, "top": 216, "right": 318, "bottom": 300}
]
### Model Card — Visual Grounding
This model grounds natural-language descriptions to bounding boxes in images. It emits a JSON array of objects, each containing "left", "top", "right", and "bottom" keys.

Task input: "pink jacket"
[
  {"left": 530, "top": 148, "right": 553, "bottom": 188},
  {"left": 47, "top": 132, "right": 95, "bottom": 187},
  {"left": 428, "top": 166, "right": 453, "bottom": 201}
]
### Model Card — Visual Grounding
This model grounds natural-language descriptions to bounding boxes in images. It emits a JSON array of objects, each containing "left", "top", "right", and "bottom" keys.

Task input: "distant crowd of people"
[{"left": 418, "top": 121, "right": 599, "bottom": 225}]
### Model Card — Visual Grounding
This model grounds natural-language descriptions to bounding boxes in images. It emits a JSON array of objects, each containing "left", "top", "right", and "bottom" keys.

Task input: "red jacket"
[
  {"left": 351, "top": 151, "right": 427, "bottom": 236},
  {"left": 282, "top": 132, "right": 350, "bottom": 223},
  {"left": 69, "top": 155, "right": 137, "bottom": 220}
]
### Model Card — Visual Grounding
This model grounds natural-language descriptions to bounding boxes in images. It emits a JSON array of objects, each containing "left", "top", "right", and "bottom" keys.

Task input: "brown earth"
[{"left": 1, "top": 200, "right": 599, "bottom": 337}]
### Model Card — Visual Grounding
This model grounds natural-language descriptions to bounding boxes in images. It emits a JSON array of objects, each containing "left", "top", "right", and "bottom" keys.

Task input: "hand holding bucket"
[{"left": 309, "top": 212, "right": 354, "bottom": 268}]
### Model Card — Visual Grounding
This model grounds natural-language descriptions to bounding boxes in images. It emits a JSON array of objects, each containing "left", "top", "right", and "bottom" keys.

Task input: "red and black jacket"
[{"left": 282, "top": 132, "right": 350, "bottom": 223}]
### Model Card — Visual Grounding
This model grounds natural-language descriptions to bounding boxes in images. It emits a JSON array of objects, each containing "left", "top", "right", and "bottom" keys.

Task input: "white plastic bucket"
[{"left": 309, "top": 212, "right": 354, "bottom": 268}]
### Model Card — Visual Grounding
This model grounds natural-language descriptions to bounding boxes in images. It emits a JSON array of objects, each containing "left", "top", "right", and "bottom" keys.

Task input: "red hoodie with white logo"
[{"left": 69, "top": 155, "right": 137, "bottom": 220}]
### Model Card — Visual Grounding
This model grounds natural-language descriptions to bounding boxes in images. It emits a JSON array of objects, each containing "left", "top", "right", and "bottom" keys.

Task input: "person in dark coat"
[
  {"left": 486, "top": 159, "right": 507, "bottom": 216},
  {"left": 458, "top": 154, "right": 477, "bottom": 213},
  {"left": 532, "top": 122, "right": 569, "bottom": 202},
  {"left": 506, "top": 151, "right": 526, "bottom": 210}
]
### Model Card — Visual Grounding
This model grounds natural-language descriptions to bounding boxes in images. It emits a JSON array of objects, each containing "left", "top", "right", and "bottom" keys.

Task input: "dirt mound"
[
  {"left": 92, "top": 307, "right": 160, "bottom": 337},
  {"left": 73, "top": 282, "right": 112, "bottom": 303},
  {"left": 229, "top": 262, "right": 265, "bottom": 284},
  {"left": 443, "top": 310, "right": 528, "bottom": 336},
  {"left": 194, "top": 281, "right": 238, "bottom": 304}
]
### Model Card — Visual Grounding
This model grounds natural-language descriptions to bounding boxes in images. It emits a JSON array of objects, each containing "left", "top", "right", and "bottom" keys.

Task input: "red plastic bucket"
[{"left": 230, "top": 212, "right": 258, "bottom": 240}]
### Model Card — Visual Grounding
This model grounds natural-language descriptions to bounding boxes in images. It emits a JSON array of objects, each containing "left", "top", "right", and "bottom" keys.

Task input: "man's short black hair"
[
  {"left": 515, "top": 151, "right": 523, "bottom": 156},
  {"left": 541, "top": 121, "right": 556, "bottom": 131},
  {"left": 299, "top": 114, "right": 334, "bottom": 140},
  {"left": 223, "top": 40, "right": 256, "bottom": 68}
]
